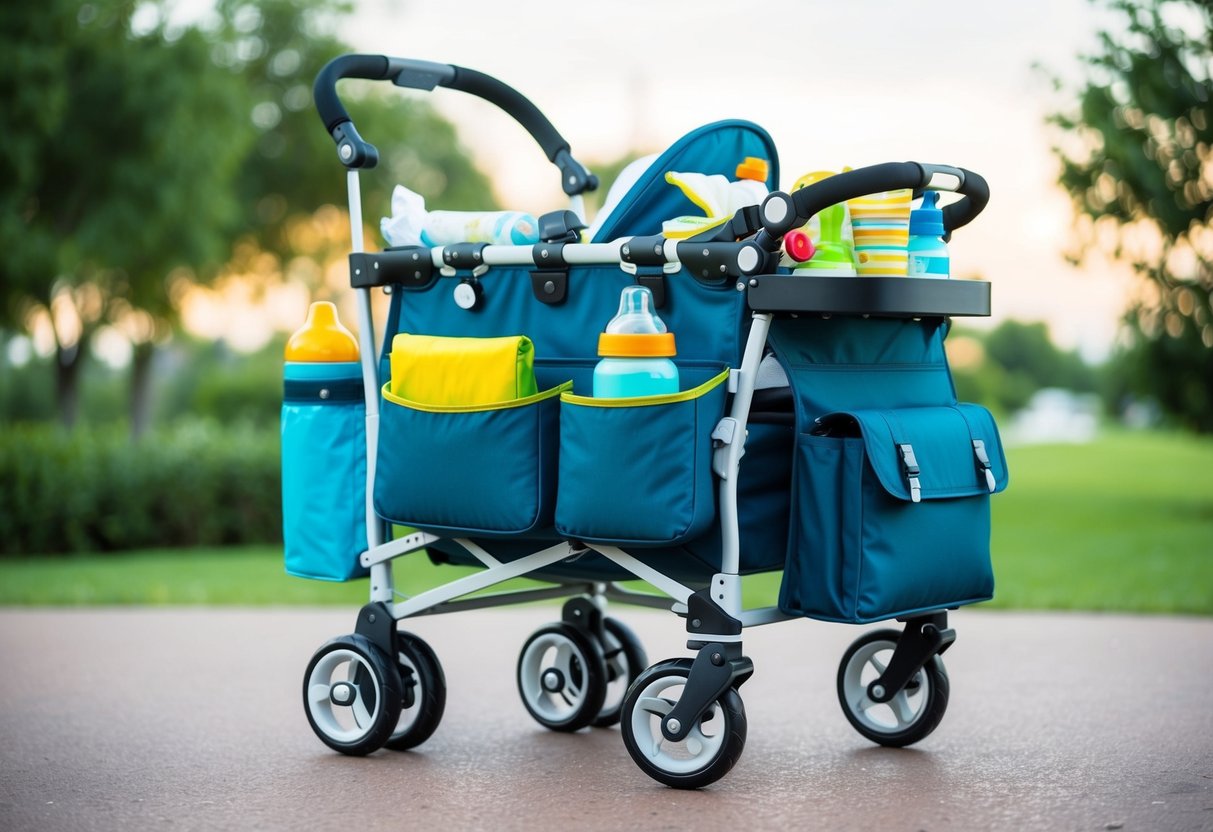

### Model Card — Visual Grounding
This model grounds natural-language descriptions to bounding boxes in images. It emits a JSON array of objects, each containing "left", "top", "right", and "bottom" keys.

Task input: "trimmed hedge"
[{"left": 0, "top": 421, "right": 281, "bottom": 554}]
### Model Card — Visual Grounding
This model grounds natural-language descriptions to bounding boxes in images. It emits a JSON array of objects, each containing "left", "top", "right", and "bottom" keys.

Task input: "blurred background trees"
[
  {"left": 0, "top": 0, "right": 492, "bottom": 436},
  {"left": 1047, "top": 0, "right": 1213, "bottom": 432}
]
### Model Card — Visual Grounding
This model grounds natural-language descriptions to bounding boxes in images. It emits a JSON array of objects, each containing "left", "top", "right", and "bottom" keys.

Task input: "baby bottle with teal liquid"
[{"left": 592, "top": 285, "right": 679, "bottom": 397}]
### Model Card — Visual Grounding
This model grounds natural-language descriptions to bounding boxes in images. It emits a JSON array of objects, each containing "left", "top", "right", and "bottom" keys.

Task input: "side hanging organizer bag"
[
  {"left": 281, "top": 361, "right": 369, "bottom": 581},
  {"left": 779, "top": 403, "right": 1008, "bottom": 623}
]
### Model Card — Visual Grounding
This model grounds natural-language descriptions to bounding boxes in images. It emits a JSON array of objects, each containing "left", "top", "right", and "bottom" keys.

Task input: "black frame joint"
[
  {"left": 350, "top": 248, "right": 433, "bottom": 290},
  {"left": 353, "top": 602, "right": 396, "bottom": 658},
  {"left": 686, "top": 588, "right": 743, "bottom": 638},
  {"left": 441, "top": 243, "right": 489, "bottom": 271}
]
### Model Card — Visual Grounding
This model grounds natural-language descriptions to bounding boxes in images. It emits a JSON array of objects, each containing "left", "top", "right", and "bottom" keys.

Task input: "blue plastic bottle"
[
  {"left": 592, "top": 285, "right": 679, "bottom": 397},
  {"left": 907, "top": 191, "right": 949, "bottom": 278}
]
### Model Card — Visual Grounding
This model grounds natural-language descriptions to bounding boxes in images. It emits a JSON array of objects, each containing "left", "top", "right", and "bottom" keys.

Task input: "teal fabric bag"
[
  {"left": 778, "top": 403, "right": 1008, "bottom": 623},
  {"left": 554, "top": 365, "right": 728, "bottom": 546},
  {"left": 281, "top": 362, "right": 369, "bottom": 582},
  {"left": 374, "top": 383, "right": 568, "bottom": 536}
]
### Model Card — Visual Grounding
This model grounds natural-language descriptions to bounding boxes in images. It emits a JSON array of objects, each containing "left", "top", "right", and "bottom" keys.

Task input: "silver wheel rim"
[
  {"left": 390, "top": 649, "right": 423, "bottom": 741},
  {"left": 842, "top": 639, "right": 930, "bottom": 735},
  {"left": 629, "top": 672, "right": 726, "bottom": 775},
  {"left": 519, "top": 631, "right": 590, "bottom": 725},
  {"left": 306, "top": 648, "right": 382, "bottom": 744}
]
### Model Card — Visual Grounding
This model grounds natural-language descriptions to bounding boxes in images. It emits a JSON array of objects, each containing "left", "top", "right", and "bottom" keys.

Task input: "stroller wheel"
[
  {"left": 620, "top": 658, "right": 747, "bottom": 789},
  {"left": 836, "top": 629, "right": 950, "bottom": 747},
  {"left": 591, "top": 617, "right": 647, "bottom": 729},
  {"left": 302, "top": 634, "right": 403, "bottom": 756},
  {"left": 516, "top": 623, "right": 608, "bottom": 732},
  {"left": 384, "top": 631, "right": 446, "bottom": 751}
]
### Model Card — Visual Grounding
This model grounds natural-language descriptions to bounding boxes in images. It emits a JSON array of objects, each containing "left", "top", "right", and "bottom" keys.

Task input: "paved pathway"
[{"left": 1, "top": 607, "right": 1210, "bottom": 831}]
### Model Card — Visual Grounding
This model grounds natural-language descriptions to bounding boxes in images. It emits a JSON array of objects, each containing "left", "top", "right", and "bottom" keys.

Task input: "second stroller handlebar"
[
  {"left": 313, "top": 54, "right": 598, "bottom": 196},
  {"left": 758, "top": 162, "right": 989, "bottom": 240}
]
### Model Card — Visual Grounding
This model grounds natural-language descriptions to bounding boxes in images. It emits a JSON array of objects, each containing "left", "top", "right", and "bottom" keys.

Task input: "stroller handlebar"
[
  {"left": 758, "top": 162, "right": 989, "bottom": 242},
  {"left": 313, "top": 54, "right": 598, "bottom": 196}
]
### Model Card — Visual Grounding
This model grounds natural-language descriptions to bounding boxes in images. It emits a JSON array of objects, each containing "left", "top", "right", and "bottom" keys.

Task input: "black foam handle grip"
[
  {"left": 314, "top": 54, "right": 394, "bottom": 133},
  {"left": 771, "top": 162, "right": 989, "bottom": 237},
  {"left": 444, "top": 66, "right": 569, "bottom": 163},
  {"left": 942, "top": 169, "right": 988, "bottom": 233}
]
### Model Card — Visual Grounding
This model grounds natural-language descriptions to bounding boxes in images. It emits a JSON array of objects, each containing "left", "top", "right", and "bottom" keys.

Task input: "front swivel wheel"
[
  {"left": 620, "top": 659, "right": 747, "bottom": 789},
  {"left": 837, "top": 629, "right": 950, "bottom": 747}
]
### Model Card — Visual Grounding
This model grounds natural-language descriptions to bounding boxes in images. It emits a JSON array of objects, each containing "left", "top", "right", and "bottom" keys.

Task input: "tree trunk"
[
  {"left": 130, "top": 341, "right": 155, "bottom": 440},
  {"left": 55, "top": 341, "right": 83, "bottom": 429}
]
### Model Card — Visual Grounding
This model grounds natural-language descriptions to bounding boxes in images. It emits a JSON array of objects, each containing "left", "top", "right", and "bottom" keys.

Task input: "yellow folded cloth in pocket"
[{"left": 388, "top": 333, "right": 538, "bottom": 406}]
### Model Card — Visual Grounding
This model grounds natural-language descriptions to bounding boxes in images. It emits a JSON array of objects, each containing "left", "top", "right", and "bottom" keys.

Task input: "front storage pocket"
[
  {"left": 554, "top": 367, "right": 729, "bottom": 546},
  {"left": 374, "top": 382, "right": 570, "bottom": 535},
  {"left": 281, "top": 363, "right": 368, "bottom": 582},
  {"left": 779, "top": 403, "right": 1008, "bottom": 623}
]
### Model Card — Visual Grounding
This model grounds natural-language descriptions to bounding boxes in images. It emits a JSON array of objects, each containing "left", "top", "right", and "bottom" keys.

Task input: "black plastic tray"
[{"left": 745, "top": 275, "right": 991, "bottom": 317}]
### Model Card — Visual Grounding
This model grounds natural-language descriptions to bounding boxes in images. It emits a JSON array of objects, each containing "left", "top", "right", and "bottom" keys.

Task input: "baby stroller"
[{"left": 286, "top": 54, "right": 1007, "bottom": 789}]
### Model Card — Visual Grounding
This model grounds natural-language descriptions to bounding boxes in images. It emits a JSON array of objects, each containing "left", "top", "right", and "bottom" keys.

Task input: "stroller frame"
[{"left": 298, "top": 54, "right": 996, "bottom": 789}]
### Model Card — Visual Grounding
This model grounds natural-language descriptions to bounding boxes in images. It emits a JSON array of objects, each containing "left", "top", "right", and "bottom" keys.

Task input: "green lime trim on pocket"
[
  {"left": 560, "top": 369, "right": 729, "bottom": 408},
  {"left": 382, "top": 380, "right": 572, "bottom": 413}
]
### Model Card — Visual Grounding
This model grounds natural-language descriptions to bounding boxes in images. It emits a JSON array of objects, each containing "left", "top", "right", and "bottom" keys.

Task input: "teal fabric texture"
[
  {"left": 374, "top": 391, "right": 562, "bottom": 536},
  {"left": 281, "top": 362, "right": 368, "bottom": 582},
  {"left": 554, "top": 367, "right": 728, "bottom": 546}
]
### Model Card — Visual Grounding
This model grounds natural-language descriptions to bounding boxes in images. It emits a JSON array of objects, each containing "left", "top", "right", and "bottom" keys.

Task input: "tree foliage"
[
  {"left": 1048, "top": 0, "right": 1213, "bottom": 431},
  {"left": 0, "top": 1, "right": 253, "bottom": 426},
  {"left": 0, "top": 1, "right": 494, "bottom": 432}
]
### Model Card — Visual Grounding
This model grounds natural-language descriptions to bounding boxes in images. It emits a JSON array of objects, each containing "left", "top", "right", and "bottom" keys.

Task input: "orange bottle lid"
[
  {"left": 285, "top": 301, "right": 359, "bottom": 362},
  {"left": 735, "top": 157, "right": 769, "bottom": 182},
  {"left": 598, "top": 332, "right": 677, "bottom": 358}
]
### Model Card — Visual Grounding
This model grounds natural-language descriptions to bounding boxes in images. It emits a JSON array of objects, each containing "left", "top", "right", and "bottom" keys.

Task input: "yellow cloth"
[{"left": 389, "top": 333, "right": 538, "bottom": 406}]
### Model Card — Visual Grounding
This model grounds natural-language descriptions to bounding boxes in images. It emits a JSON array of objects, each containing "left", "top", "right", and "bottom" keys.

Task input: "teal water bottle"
[
  {"left": 907, "top": 191, "right": 949, "bottom": 278},
  {"left": 592, "top": 285, "right": 679, "bottom": 397}
]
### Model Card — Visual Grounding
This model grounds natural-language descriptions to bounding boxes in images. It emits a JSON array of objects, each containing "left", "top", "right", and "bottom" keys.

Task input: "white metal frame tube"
[
  {"left": 347, "top": 170, "right": 393, "bottom": 604},
  {"left": 717, "top": 313, "right": 773, "bottom": 579}
]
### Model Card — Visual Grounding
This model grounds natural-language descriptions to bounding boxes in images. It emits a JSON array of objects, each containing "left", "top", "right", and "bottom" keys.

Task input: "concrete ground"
[{"left": 0, "top": 607, "right": 1210, "bottom": 832}]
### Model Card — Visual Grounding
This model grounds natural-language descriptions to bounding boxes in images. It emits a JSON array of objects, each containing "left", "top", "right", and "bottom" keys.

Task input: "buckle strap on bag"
[
  {"left": 972, "top": 438, "right": 997, "bottom": 493},
  {"left": 897, "top": 443, "right": 922, "bottom": 503},
  {"left": 951, "top": 405, "right": 1000, "bottom": 493}
]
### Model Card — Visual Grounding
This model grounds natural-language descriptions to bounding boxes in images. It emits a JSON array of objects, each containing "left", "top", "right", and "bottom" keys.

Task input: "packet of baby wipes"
[{"left": 380, "top": 185, "right": 540, "bottom": 247}]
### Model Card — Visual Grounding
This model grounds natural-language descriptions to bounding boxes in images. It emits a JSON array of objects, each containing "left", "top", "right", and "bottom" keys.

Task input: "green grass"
[{"left": 1, "top": 430, "right": 1210, "bottom": 614}]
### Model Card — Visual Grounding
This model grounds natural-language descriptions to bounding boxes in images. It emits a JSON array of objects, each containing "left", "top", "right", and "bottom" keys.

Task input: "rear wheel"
[
  {"left": 302, "top": 634, "right": 402, "bottom": 756},
  {"left": 516, "top": 623, "right": 607, "bottom": 732},
  {"left": 591, "top": 617, "right": 647, "bottom": 728},
  {"left": 384, "top": 632, "right": 446, "bottom": 751}
]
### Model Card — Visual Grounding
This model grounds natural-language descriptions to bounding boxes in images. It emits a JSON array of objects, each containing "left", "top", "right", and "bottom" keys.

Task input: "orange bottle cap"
[
  {"left": 285, "top": 301, "right": 359, "bottom": 362},
  {"left": 598, "top": 332, "right": 677, "bottom": 358},
  {"left": 735, "top": 157, "right": 769, "bottom": 182}
]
